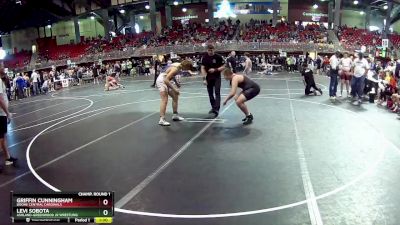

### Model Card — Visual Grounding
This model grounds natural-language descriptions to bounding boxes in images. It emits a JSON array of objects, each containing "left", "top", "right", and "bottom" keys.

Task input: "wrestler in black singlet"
[{"left": 237, "top": 75, "right": 260, "bottom": 101}]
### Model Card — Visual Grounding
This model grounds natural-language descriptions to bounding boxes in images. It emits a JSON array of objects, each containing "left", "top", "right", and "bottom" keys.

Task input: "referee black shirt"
[{"left": 201, "top": 53, "right": 225, "bottom": 79}]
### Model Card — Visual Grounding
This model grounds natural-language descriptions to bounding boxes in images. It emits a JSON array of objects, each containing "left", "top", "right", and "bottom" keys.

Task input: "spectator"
[
  {"left": 0, "top": 67, "right": 17, "bottom": 171},
  {"left": 42, "top": 79, "right": 50, "bottom": 94},
  {"left": 329, "top": 52, "right": 340, "bottom": 101},
  {"left": 351, "top": 52, "right": 369, "bottom": 105},
  {"left": 31, "top": 70, "right": 40, "bottom": 96}
]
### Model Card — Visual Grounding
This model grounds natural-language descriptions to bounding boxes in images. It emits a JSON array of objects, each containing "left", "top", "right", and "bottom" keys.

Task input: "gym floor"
[{"left": 0, "top": 72, "right": 400, "bottom": 225}]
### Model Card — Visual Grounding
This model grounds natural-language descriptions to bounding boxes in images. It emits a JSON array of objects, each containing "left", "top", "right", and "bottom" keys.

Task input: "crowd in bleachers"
[
  {"left": 27, "top": 20, "right": 329, "bottom": 65},
  {"left": 240, "top": 20, "right": 328, "bottom": 43},
  {"left": 3, "top": 50, "right": 32, "bottom": 69},
  {"left": 5, "top": 44, "right": 400, "bottom": 122},
  {"left": 338, "top": 25, "right": 400, "bottom": 52},
  {"left": 6, "top": 20, "right": 400, "bottom": 73}
]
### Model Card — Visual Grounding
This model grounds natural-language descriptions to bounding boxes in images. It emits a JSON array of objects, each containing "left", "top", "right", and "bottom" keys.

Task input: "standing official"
[
  {"left": 201, "top": 44, "right": 225, "bottom": 118},
  {"left": 329, "top": 51, "right": 340, "bottom": 101}
]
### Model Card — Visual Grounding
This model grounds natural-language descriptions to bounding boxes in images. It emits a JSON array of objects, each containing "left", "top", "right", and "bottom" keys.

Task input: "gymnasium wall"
[
  {"left": 288, "top": 0, "right": 328, "bottom": 23},
  {"left": 341, "top": 10, "right": 366, "bottom": 28},
  {"left": 0, "top": 27, "right": 39, "bottom": 53},
  {"left": 39, "top": 19, "right": 106, "bottom": 45},
  {"left": 77, "top": 18, "right": 105, "bottom": 39},
  {"left": 391, "top": 20, "right": 400, "bottom": 33},
  {"left": 134, "top": 13, "right": 162, "bottom": 33}
]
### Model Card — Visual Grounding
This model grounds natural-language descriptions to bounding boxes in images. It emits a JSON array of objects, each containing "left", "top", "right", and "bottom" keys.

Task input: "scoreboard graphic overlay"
[{"left": 10, "top": 192, "right": 114, "bottom": 223}]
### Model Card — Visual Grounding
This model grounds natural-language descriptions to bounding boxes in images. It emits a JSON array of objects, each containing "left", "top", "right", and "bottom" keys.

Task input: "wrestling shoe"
[
  {"left": 318, "top": 89, "right": 323, "bottom": 95},
  {"left": 243, "top": 114, "right": 253, "bottom": 125},
  {"left": 5, "top": 156, "right": 18, "bottom": 166},
  {"left": 213, "top": 111, "right": 219, "bottom": 118},
  {"left": 158, "top": 118, "right": 171, "bottom": 126},
  {"left": 208, "top": 110, "right": 218, "bottom": 118},
  {"left": 172, "top": 114, "right": 184, "bottom": 121}
]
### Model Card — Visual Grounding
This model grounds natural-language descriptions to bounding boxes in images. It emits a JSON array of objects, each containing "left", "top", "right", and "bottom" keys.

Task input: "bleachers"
[
  {"left": 339, "top": 27, "right": 381, "bottom": 47},
  {"left": 40, "top": 43, "right": 90, "bottom": 61},
  {"left": 3, "top": 51, "right": 32, "bottom": 69},
  {"left": 338, "top": 26, "right": 400, "bottom": 49},
  {"left": 5, "top": 21, "right": 332, "bottom": 70},
  {"left": 241, "top": 23, "right": 327, "bottom": 43},
  {"left": 389, "top": 34, "right": 400, "bottom": 47}
]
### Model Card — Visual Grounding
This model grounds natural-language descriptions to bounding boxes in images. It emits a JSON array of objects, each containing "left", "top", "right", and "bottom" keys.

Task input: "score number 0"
[{"left": 102, "top": 199, "right": 110, "bottom": 216}]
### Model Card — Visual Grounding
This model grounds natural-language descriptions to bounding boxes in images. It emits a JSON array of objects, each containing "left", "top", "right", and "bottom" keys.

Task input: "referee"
[{"left": 201, "top": 44, "right": 225, "bottom": 118}]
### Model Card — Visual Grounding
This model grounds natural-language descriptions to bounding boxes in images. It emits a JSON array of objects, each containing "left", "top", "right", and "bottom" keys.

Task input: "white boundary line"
[
  {"left": 0, "top": 107, "right": 115, "bottom": 188},
  {"left": 25, "top": 112, "right": 158, "bottom": 192},
  {"left": 71, "top": 89, "right": 155, "bottom": 98},
  {"left": 12, "top": 99, "right": 80, "bottom": 119},
  {"left": 184, "top": 118, "right": 226, "bottom": 121},
  {"left": 11, "top": 93, "right": 125, "bottom": 130},
  {"left": 10, "top": 98, "right": 94, "bottom": 132},
  {"left": 111, "top": 95, "right": 388, "bottom": 218},
  {"left": 115, "top": 101, "right": 235, "bottom": 208},
  {"left": 7, "top": 82, "right": 395, "bottom": 219},
  {"left": 9, "top": 98, "right": 55, "bottom": 107},
  {"left": 0, "top": 96, "right": 207, "bottom": 188},
  {"left": 181, "top": 120, "right": 225, "bottom": 124},
  {"left": 24, "top": 95, "right": 390, "bottom": 219},
  {"left": 12, "top": 104, "right": 89, "bottom": 129},
  {"left": 286, "top": 80, "right": 323, "bottom": 225},
  {"left": 11, "top": 95, "right": 121, "bottom": 131},
  {"left": 0, "top": 95, "right": 159, "bottom": 188},
  {"left": 22, "top": 96, "right": 208, "bottom": 190},
  {"left": 6, "top": 107, "right": 112, "bottom": 151},
  {"left": 184, "top": 87, "right": 309, "bottom": 91}
]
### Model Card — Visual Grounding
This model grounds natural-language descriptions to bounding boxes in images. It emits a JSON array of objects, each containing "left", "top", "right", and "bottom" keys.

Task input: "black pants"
[
  {"left": 152, "top": 70, "right": 159, "bottom": 86},
  {"left": 0, "top": 116, "right": 7, "bottom": 139},
  {"left": 207, "top": 77, "right": 221, "bottom": 112},
  {"left": 304, "top": 74, "right": 319, "bottom": 95}
]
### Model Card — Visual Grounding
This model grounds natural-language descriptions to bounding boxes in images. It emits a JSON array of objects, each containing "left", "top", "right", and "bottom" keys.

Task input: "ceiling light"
[
  {"left": 383, "top": 5, "right": 388, "bottom": 10},
  {"left": 359, "top": 11, "right": 364, "bottom": 15},
  {"left": 182, "top": 7, "right": 187, "bottom": 12},
  {"left": 140, "top": 15, "right": 144, "bottom": 19},
  {"left": 173, "top": 1, "right": 178, "bottom": 5},
  {"left": 90, "top": 16, "right": 95, "bottom": 20},
  {"left": 145, "top": 5, "right": 150, "bottom": 9},
  {"left": 313, "top": 4, "right": 318, "bottom": 9},
  {"left": 353, "top": 0, "right": 359, "bottom": 5},
  {"left": 119, "top": 9, "right": 125, "bottom": 14}
]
